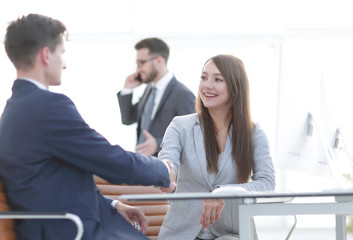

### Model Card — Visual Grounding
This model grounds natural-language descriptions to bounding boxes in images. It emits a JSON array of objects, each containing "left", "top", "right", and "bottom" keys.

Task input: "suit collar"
[
  {"left": 214, "top": 135, "right": 232, "bottom": 183},
  {"left": 154, "top": 71, "right": 173, "bottom": 92},
  {"left": 193, "top": 123, "right": 211, "bottom": 188},
  {"left": 137, "top": 75, "right": 176, "bottom": 121},
  {"left": 151, "top": 77, "right": 177, "bottom": 117},
  {"left": 13, "top": 79, "right": 41, "bottom": 90},
  {"left": 16, "top": 78, "right": 47, "bottom": 90}
]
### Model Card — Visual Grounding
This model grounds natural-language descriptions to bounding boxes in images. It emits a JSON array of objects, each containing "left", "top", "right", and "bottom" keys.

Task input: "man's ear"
[
  {"left": 156, "top": 55, "right": 165, "bottom": 66},
  {"left": 39, "top": 46, "right": 50, "bottom": 66}
]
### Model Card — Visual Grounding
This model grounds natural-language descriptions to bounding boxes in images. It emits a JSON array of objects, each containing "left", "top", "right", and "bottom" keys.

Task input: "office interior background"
[{"left": 1, "top": 0, "right": 353, "bottom": 239}]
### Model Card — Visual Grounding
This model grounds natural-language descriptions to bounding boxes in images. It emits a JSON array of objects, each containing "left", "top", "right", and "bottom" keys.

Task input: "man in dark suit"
[
  {"left": 117, "top": 38, "right": 195, "bottom": 156},
  {"left": 0, "top": 14, "right": 175, "bottom": 240}
]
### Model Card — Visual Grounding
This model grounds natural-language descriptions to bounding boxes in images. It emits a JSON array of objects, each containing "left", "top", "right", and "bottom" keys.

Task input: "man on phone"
[{"left": 117, "top": 38, "right": 195, "bottom": 156}]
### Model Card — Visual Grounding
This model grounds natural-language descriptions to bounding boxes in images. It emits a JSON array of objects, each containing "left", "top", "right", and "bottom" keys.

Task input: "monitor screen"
[{"left": 275, "top": 73, "right": 352, "bottom": 189}]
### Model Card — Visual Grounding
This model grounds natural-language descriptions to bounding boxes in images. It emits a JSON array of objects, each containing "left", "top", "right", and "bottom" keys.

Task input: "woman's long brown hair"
[{"left": 196, "top": 55, "right": 254, "bottom": 183}]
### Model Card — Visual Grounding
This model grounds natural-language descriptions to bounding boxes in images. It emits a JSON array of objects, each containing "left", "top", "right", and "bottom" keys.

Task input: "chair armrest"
[{"left": 0, "top": 212, "right": 83, "bottom": 240}]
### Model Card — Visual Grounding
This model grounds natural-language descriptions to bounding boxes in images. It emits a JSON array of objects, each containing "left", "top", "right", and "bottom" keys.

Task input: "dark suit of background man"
[
  {"left": 0, "top": 14, "right": 176, "bottom": 240},
  {"left": 117, "top": 38, "right": 195, "bottom": 156}
]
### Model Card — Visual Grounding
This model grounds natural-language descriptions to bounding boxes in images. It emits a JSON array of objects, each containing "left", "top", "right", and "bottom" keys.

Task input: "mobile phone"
[{"left": 135, "top": 74, "right": 142, "bottom": 82}]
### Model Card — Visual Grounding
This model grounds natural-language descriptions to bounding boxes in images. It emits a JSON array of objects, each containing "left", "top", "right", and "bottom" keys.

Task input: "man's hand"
[
  {"left": 160, "top": 160, "right": 177, "bottom": 193},
  {"left": 115, "top": 202, "right": 149, "bottom": 234},
  {"left": 124, "top": 73, "right": 142, "bottom": 89},
  {"left": 199, "top": 199, "right": 225, "bottom": 230},
  {"left": 135, "top": 130, "right": 157, "bottom": 156}
]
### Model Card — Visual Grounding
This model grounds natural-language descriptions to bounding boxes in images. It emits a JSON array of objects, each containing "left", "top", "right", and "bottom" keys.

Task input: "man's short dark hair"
[
  {"left": 4, "top": 14, "right": 67, "bottom": 70},
  {"left": 135, "top": 37, "right": 170, "bottom": 64}
]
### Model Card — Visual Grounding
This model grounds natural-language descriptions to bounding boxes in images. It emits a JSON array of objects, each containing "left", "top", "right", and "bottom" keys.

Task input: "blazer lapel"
[
  {"left": 152, "top": 78, "right": 176, "bottom": 118},
  {"left": 214, "top": 134, "right": 232, "bottom": 183},
  {"left": 193, "top": 121, "right": 213, "bottom": 189}
]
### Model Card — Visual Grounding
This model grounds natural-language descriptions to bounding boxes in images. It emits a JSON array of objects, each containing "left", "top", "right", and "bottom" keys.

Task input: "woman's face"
[{"left": 199, "top": 60, "right": 230, "bottom": 111}]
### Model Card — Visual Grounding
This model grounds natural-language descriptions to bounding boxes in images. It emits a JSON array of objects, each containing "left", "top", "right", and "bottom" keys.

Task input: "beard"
[{"left": 142, "top": 65, "right": 158, "bottom": 84}]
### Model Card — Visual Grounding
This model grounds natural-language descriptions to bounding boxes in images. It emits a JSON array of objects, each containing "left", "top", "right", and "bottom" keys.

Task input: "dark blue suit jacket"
[{"left": 0, "top": 80, "right": 170, "bottom": 240}]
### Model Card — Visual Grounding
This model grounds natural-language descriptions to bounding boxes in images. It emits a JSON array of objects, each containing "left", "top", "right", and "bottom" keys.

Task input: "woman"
[{"left": 158, "top": 55, "right": 275, "bottom": 240}]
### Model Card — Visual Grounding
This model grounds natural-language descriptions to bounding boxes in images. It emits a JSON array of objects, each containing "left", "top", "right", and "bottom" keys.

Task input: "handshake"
[{"left": 160, "top": 160, "right": 177, "bottom": 193}]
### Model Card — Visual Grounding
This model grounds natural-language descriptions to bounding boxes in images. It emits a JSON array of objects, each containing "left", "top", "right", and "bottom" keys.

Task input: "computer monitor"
[{"left": 275, "top": 74, "right": 352, "bottom": 189}]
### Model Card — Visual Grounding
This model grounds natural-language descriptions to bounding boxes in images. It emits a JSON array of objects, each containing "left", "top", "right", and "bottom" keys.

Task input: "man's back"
[
  {"left": 0, "top": 80, "right": 168, "bottom": 239},
  {"left": 0, "top": 80, "right": 100, "bottom": 238},
  {"left": 1, "top": 14, "right": 175, "bottom": 240}
]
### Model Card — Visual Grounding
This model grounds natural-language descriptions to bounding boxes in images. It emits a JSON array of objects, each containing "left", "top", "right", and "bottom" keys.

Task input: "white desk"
[
  {"left": 238, "top": 197, "right": 353, "bottom": 239},
  {"left": 119, "top": 189, "right": 353, "bottom": 240}
]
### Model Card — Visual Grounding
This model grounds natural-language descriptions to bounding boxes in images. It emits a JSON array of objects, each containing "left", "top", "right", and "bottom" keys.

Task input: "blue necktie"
[{"left": 138, "top": 86, "right": 156, "bottom": 144}]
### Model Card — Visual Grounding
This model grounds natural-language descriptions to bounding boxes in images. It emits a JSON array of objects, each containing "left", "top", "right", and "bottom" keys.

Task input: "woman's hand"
[
  {"left": 199, "top": 198, "right": 225, "bottom": 230},
  {"left": 159, "top": 160, "right": 177, "bottom": 193}
]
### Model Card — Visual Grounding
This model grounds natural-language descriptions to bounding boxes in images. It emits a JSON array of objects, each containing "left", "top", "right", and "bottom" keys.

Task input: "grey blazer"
[
  {"left": 117, "top": 77, "right": 195, "bottom": 155},
  {"left": 158, "top": 113, "right": 276, "bottom": 240}
]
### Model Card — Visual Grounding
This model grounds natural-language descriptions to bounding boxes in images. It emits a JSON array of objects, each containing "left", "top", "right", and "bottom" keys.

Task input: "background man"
[
  {"left": 117, "top": 38, "right": 195, "bottom": 156},
  {"left": 0, "top": 14, "right": 175, "bottom": 240}
]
